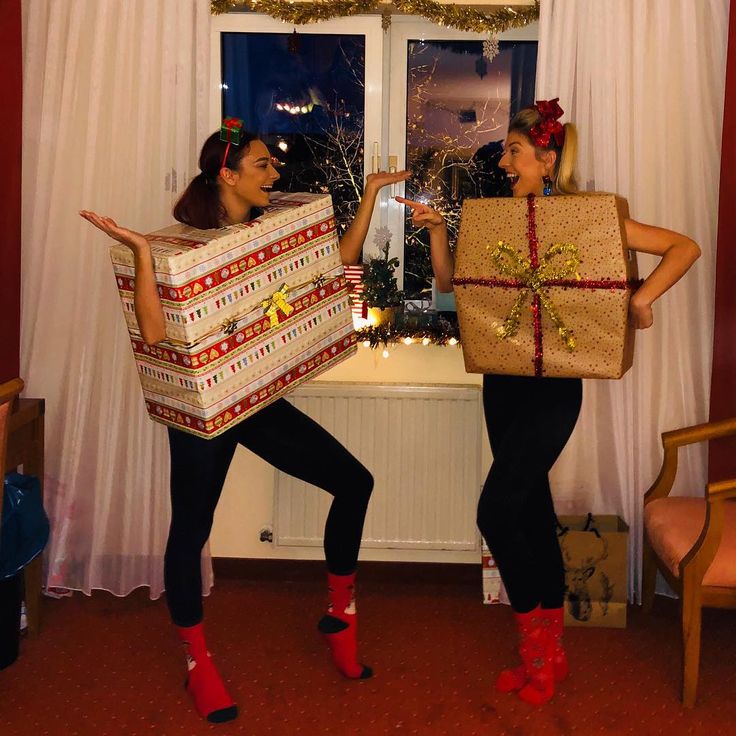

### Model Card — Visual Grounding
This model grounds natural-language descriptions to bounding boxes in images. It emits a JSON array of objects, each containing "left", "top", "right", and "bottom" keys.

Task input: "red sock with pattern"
[
  {"left": 318, "top": 572, "right": 372, "bottom": 679},
  {"left": 176, "top": 623, "right": 238, "bottom": 723}
]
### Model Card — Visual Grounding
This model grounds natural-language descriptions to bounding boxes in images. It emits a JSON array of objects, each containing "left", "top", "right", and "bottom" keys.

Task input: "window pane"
[
  {"left": 221, "top": 33, "right": 366, "bottom": 237},
  {"left": 403, "top": 40, "right": 537, "bottom": 300}
]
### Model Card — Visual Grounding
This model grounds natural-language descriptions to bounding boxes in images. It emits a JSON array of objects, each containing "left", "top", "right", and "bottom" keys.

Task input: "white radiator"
[{"left": 274, "top": 383, "right": 482, "bottom": 551}]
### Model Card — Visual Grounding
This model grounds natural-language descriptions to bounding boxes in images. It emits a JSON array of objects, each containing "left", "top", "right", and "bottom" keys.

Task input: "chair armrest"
[
  {"left": 645, "top": 418, "right": 736, "bottom": 506},
  {"left": 679, "top": 478, "right": 736, "bottom": 585},
  {"left": 663, "top": 417, "right": 736, "bottom": 449},
  {"left": 707, "top": 478, "right": 736, "bottom": 502},
  {"left": 0, "top": 378, "right": 24, "bottom": 405}
]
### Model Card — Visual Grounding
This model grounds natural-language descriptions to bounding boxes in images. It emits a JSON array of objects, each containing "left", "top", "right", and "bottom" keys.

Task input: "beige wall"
[{"left": 210, "top": 344, "right": 491, "bottom": 563}]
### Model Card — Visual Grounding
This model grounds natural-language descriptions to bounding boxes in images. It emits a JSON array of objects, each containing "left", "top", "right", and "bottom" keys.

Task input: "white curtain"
[
  {"left": 536, "top": 0, "right": 728, "bottom": 599},
  {"left": 21, "top": 0, "right": 212, "bottom": 597}
]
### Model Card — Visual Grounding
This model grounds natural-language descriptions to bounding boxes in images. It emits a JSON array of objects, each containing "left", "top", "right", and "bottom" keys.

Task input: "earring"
[{"left": 543, "top": 175, "right": 553, "bottom": 196}]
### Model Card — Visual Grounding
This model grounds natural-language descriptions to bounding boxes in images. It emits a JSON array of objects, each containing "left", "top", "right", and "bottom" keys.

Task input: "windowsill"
[{"left": 316, "top": 335, "right": 479, "bottom": 387}]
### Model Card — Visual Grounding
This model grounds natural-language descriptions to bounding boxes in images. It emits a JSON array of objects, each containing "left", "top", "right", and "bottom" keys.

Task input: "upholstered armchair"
[{"left": 642, "top": 417, "right": 736, "bottom": 707}]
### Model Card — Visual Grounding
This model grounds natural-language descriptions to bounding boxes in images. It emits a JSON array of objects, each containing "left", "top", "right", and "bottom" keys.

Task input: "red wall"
[
  {"left": 0, "top": 0, "right": 22, "bottom": 384},
  {"left": 709, "top": 2, "right": 736, "bottom": 481}
]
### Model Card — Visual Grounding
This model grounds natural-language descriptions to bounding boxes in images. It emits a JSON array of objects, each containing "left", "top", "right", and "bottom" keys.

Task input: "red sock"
[
  {"left": 515, "top": 609, "right": 555, "bottom": 706},
  {"left": 542, "top": 607, "right": 569, "bottom": 681},
  {"left": 318, "top": 572, "right": 372, "bottom": 679},
  {"left": 496, "top": 605, "right": 568, "bottom": 692},
  {"left": 176, "top": 623, "right": 238, "bottom": 723},
  {"left": 495, "top": 606, "right": 539, "bottom": 693}
]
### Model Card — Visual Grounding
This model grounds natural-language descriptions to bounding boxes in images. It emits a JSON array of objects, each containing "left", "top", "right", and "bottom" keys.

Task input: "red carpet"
[{"left": 0, "top": 570, "right": 734, "bottom": 735}]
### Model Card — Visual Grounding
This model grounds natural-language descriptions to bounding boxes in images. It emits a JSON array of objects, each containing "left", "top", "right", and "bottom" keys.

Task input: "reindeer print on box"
[{"left": 556, "top": 515, "right": 629, "bottom": 628}]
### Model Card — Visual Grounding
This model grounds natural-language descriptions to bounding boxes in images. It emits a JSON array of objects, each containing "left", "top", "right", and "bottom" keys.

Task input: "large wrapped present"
[
  {"left": 110, "top": 192, "right": 356, "bottom": 438},
  {"left": 453, "top": 194, "right": 639, "bottom": 378}
]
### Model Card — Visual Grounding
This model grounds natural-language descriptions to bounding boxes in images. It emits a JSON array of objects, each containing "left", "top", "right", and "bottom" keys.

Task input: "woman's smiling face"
[
  {"left": 497, "top": 131, "right": 555, "bottom": 197},
  {"left": 229, "top": 139, "right": 281, "bottom": 209}
]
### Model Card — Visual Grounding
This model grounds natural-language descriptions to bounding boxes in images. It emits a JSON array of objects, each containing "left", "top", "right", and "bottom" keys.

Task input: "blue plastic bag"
[{"left": 0, "top": 473, "right": 50, "bottom": 580}]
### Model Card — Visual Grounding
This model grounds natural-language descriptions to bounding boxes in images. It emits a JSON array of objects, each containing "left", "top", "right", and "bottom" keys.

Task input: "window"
[{"left": 212, "top": 13, "right": 538, "bottom": 309}]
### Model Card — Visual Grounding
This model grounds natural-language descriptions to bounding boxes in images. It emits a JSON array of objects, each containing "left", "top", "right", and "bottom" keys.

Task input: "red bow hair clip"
[{"left": 529, "top": 98, "right": 565, "bottom": 149}]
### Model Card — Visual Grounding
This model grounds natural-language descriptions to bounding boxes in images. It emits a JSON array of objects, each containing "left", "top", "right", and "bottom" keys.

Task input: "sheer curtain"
[
  {"left": 21, "top": 0, "right": 212, "bottom": 597},
  {"left": 536, "top": 0, "right": 728, "bottom": 598}
]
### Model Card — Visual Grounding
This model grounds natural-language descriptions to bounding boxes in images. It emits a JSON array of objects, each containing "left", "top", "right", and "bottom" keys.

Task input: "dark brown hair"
[{"left": 173, "top": 129, "right": 259, "bottom": 229}]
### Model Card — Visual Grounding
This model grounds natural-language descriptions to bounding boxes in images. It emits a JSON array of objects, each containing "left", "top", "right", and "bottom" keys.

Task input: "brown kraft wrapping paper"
[{"left": 453, "top": 193, "right": 639, "bottom": 378}]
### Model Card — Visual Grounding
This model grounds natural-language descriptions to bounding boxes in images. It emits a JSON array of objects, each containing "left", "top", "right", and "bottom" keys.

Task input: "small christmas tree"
[{"left": 363, "top": 229, "right": 404, "bottom": 308}]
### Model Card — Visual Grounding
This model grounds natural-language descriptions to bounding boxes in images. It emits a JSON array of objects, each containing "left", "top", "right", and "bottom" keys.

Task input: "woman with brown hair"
[{"left": 81, "top": 127, "right": 408, "bottom": 723}]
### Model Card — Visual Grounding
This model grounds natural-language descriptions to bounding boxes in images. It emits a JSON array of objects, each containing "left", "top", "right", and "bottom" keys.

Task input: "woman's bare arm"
[
  {"left": 80, "top": 210, "right": 167, "bottom": 345},
  {"left": 624, "top": 218, "right": 701, "bottom": 329}
]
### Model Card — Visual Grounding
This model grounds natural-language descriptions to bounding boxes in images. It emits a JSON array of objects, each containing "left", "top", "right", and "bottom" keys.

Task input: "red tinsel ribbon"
[
  {"left": 453, "top": 194, "right": 641, "bottom": 377},
  {"left": 529, "top": 97, "right": 565, "bottom": 149}
]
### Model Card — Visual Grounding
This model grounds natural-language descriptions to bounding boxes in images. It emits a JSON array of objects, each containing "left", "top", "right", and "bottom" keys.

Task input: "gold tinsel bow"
[
  {"left": 488, "top": 241, "right": 581, "bottom": 352},
  {"left": 262, "top": 284, "right": 294, "bottom": 328}
]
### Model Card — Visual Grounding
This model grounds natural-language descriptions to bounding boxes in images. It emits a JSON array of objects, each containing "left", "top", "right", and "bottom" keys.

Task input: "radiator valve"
[{"left": 259, "top": 527, "right": 273, "bottom": 543}]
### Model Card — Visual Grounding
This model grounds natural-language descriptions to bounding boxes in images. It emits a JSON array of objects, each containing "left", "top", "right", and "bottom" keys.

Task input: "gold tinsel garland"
[{"left": 210, "top": 0, "right": 540, "bottom": 35}]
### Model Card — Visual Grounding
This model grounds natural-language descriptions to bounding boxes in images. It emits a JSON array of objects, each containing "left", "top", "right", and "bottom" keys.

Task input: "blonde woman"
[{"left": 397, "top": 98, "right": 700, "bottom": 705}]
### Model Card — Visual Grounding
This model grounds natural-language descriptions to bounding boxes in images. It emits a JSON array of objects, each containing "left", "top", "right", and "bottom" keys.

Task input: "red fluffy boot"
[
  {"left": 176, "top": 623, "right": 237, "bottom": 723},
  {"left": 495, "top": 606, "right": 568, "bottom": 693},
  {"left": 318, "top": 572, "right": 372, "bottom": 679}
]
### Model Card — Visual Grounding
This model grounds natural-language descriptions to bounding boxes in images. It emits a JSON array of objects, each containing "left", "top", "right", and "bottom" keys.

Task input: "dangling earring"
[{"left": 543, "top": 175, "right": 553, "bottom": 196}]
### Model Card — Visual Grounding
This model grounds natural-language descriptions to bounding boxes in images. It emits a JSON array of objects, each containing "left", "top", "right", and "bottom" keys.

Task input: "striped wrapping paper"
[
  {"left": 110, "top": 192, "right": 357, "bottom": 438},
  {"left": 343, "top": 263, "right": 367, "bottom": 322}
]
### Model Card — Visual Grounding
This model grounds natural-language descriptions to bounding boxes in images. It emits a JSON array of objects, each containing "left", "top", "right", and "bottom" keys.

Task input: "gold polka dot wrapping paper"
[{"left": 453, "top": 193, "right": 639, "bottom": 379}]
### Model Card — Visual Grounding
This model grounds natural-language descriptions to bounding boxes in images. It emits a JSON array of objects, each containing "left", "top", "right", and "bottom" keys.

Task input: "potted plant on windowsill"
[{"left": 362, "top": 229, "right": 404, "bottom": 327}]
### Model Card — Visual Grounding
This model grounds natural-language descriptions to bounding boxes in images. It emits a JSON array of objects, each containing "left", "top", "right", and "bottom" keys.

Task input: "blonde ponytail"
[{"left": 554, "top": 122, "right": 578, "bottom": 194}]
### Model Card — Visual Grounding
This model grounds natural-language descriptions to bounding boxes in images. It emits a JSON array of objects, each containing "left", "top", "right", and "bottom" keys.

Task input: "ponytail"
[
  {"left": 173, "top": 173, "right": 224, "bottom": 230},
  {"left": 554, "top": 122, "right": 578, "bottom": 194}
]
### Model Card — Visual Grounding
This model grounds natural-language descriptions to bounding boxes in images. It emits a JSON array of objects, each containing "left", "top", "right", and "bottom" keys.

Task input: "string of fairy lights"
[{"left": 355, "top": 320, "right": 461, "bottom": 357}]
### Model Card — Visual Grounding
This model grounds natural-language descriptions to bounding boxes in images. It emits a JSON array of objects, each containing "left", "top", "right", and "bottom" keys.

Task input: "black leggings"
[
  {"left": 477, "top": 374, "right": 582, "bottom": 614},
  {"left": 164, "top": 398, "right": 374, "bottom": 627}
]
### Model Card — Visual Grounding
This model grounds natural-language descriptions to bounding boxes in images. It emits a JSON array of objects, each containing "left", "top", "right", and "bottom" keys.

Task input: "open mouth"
[
  {"left": 507, "top": 173, "right": 520, "bottom": 187},
  {"left": 260, "top": 185, "right": 273, "bottom": 193}
]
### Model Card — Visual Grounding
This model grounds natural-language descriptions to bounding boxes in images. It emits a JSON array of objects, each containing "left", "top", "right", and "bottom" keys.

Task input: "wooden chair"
[
  {"left": 0, "top": 378, "right": 24, "bottom": 513},
  {"left": 642, "top": 417, "right": 736, "bottom": 707}
]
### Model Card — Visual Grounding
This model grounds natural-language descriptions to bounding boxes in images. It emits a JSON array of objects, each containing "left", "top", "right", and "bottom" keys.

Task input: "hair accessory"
[
  {"left": 543, "top": 175, "right": 553, "bottom": 196},
  {"left": 220, "top": 116, "right": 245, "bottom": 171},
  {"left": 529, "top": 98, "right": 565, "bottom": 149}
]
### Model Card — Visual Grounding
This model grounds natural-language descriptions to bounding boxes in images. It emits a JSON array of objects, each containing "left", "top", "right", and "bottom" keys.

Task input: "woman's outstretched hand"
[
  {"left": 79, "top": 210, "right": 150, "bottom": 253},
  {"left": 394, "top": 196, "right": 446, "bottom": 232},
  {"left": 365, "top": 170, "right": 411, "bottom": 194}
]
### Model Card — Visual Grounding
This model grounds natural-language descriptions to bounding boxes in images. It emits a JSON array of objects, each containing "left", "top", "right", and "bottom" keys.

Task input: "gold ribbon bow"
[
  {"left": 488, "top": 240, "right": 581, "bottom": 352},
  {"left": 221, "top": 317, "right": 240, "bottom": 336},
  {"left": 262, "top": 284, "right": 294, "bottom": 328},
  {"left": 312, "top": 273, "right": 327, "bottom": 288}
]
